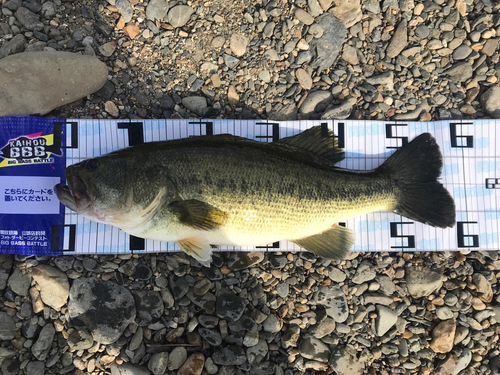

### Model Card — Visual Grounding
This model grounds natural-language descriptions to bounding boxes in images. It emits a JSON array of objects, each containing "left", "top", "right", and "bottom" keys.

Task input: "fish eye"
[{"left": 86, "top": 159, "right": 98, "bottom": 171}]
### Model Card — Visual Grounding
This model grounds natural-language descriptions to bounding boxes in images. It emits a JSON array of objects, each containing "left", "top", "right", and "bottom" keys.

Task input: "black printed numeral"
[
  {"left": 118, "top": 122, "right": 145, "bottom": 250},
  {"left": 188, "top": 120, "right": 214, "bottom": 136},
  {"left": 118, "top": 122, "right": 144, "bottom": 146},
  {"left": 51, "top": 224, "right": 76, "bottom": 252},
  {"left": 485, "top": 178, "right": 500, "bottom": 189},
  {"left": 450, "top": 123, "right": 474, "bottom": 148},
  {"left": 457, "top": 221, "right": 479, "bottom": 248},
  {"left": 256, "top": 122, "right": 280, "bottom": 142},
  {"left": 390, "top": 222, "right": 415, "bottom": 249},
  {"left": 385, "top": 124, "right": 408, "bottom": 150},
  {"left": 320, "top": 122, "right": 345, "bottom": 149}
]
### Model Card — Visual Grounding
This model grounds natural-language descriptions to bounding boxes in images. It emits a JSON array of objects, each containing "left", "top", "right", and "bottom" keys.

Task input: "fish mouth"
[{"left": 55, "top": 169, "right": 91, "bottom": 211}]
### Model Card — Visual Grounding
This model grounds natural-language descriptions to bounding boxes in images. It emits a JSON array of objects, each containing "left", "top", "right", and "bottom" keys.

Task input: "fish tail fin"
[{"left": 377, "top": 133, "right": 455, "bottom": 228}]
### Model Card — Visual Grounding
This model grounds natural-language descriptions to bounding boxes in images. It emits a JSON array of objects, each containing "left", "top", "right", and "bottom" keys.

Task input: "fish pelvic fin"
[
  {"left": 378, "top": 133, "right": 456, "bottom": 228},
  {"left": 177, "top": 239, "right": 213, "bottom": 266},
  {"left": 277, "top": 126, "right": 345, "bottom": 165},
  {"left": 168, "top": 199, "right": 228, "bottom": 231},
  {"left": 291, "top": 224, "right": 355, "bottom": 260}
]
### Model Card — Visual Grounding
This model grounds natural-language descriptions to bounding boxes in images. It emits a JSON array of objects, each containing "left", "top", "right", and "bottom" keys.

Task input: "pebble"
[
  {"left": 453, "top": 44, "right": 472, "bottom": 60},
  {"left": 263, "top": 314, "right": 283, "bottom": 333},
  {"left": 148, "top": 352, "right": 168, "bottom": 374},
  {"left": 32, "top": 324, "right": 55, "bottom": 361},
  {"left": 295, "top": 8, "right": 315, "bottom": 25},
  {"left": 7, "top": 268, "right": 31, "bottom": 296},
  {"left": 430, "top": 319, "right": 456, "bottom": 353},
  {"left": 387, "top": 19, "right": 407, "bottom": 58},
  {"left": 480, "top": 86, "right": 500, "bottom": 119},
  {"left": 216, "top": 294, "right": 246, "bottom": 321},
  {"left": 181, "top": 96, "right": 208, "bottom": 116},
  {"left": 212, "top": 346, "right": 246, "bottom": 366},
  {"left": 167, "top": 5, "right": 194, "bottom": 28},
  {"left": 105, "top": 101, "right": 119, "bottom": 117},
  {"left": 405, "top": 266, "right": 442, "bottom": 298},
  {"left": 299, "top": 336, "right": 330, "bottom": 362},
  {"left": 199, "top": 328, "right": 222, "bottom": 346},
  {"left": 0, "top": 312, "right": 16, "bottom": 340},
  {"left": 146, "top": 0, "right": 169, "bottom": 21},
  {"left": 133, "top": 290, "right": 164, "bottom": 325},
  {"left": 31, "top": 264, "right": 69, "bottom": 311},
  {"left": 230, "top": 33, "right": 248, "bottom": 57},
  {"left": 310, "top": 13, "right": 347, "bottom": 69},
  {"left": 452, "top": 348, "right": 472, "bottom": 375},
  {"left": 178, "top": 353, "right": 204, "bottom": 375},
  {"left": 375, "top": 305, "right": 398, "bottom": 336},
  {"left": 246, "top": 339, "right": 268, "bottom": 365},
  {"left": 68, "top": 277, "right": 136, "bottom": 344},
  {"left": 281, "top": 325, "right": 301, "bottom": 348},
  {"left": 26, "top": 361, "right": 44, "bottom": 375},
  {"left": 168, "top": 347, "right": 187, "bottom": 370},
  {"left": 15, "top": 7, "right": 43, "bottom": 31},
  {"left": 444, "top": 62, "right": 473, "bottom": 82},
  {"left": 330, "top": 347, "right": 365, "bottom": 375},
  {"left": 300, "top": 90, "right": 333, "bottom": 118},
  {"left": 115, "top": 0, "right": 133, "bottom": 23},
  {"left": 321, "top": 100, "right": 353, "bottom": 120},
  {"left": 352, "top": 259, "right": 376, "bottom": 284},
  {"left": 110, "top": 363, "right": 150, "bottom": 375},
  {"left": 296, "top": 68, "right": 313, "bottom": 90}
]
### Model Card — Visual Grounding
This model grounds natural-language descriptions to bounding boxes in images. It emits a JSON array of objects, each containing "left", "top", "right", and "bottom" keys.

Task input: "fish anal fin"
[
  {"left": 291, "top": 224, "right": 355, "bottom": 260},
  {"left": 169, "top": 199, "right": 228, "bottom": 231},
  {"left": 277, "top": 126, "right": 345, "bottom": 165},
  {"left": 177, "top": 238, "right": 213, "bottom": 266}
]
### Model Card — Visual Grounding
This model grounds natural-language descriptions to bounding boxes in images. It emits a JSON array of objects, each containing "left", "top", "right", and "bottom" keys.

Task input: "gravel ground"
[{"left": 1, "top": 0, "right": 500, "bottom": 374}]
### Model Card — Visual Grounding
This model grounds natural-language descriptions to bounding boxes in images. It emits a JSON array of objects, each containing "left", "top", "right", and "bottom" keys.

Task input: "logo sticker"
[{"left": 0, "top": 132, "right": 62, "bottom": 167}]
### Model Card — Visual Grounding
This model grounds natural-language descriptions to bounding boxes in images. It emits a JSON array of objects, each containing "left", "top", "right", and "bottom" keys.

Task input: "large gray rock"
[
  {"left": 0, "top": 51, "right": 107, "bottom": 116},
  {"left": 31, "top": 264, "right": 69, "bottom": 311},
  {"left": 480, "top": 86, "right": 500, "bottom": 118},
  {"left": 68, "top": 277, "right": 136, "bottom": 345},
  {"left": 310, "top": 13, "right": 347, "bottom": 70}
]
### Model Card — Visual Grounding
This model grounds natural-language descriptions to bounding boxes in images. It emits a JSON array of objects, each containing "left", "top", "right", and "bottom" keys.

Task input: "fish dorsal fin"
[
  {"left": 291, "top": 224, "right": 355, "bottom": 260},
  {"left": 177, "top": 238, "right": 213, "bottom": 266},
  {"left": 277, "top": 126, "right": 345, "bottom": 165},
  {"left": 168, "top": 199, "right": 228, "bottom": 231}
]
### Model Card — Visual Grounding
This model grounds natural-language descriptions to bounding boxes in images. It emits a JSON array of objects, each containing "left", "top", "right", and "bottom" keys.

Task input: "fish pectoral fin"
[
  {"left": 277, "top": 126, "right": 345, "bottom": 165},
  {"left": 177, "top": 239, "right": 213, "bottom": 267},
  {"left": 291, "top": 224, "right": 355, "bottom": 261},
  {"left": 168, "top": 199, "right": 228, "bottom": 231}
]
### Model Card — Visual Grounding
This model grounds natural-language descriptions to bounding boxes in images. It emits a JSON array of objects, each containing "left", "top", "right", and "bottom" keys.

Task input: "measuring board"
[{"left": 0, "top": 116, "right": 498, "bottom": 256}]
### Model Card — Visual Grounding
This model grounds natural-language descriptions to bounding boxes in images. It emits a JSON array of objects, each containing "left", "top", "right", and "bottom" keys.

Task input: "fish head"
[{"left": 55, "top": 156, "right": 132, "bottom": 224}]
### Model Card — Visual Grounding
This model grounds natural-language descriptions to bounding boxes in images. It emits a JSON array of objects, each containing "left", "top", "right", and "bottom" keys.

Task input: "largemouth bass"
[{"left": 55, "top": 127, "right": 455, "bottom": 266}]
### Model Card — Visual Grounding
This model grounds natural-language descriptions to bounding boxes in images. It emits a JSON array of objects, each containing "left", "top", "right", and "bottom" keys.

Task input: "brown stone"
[
  {"left": 430, "top": 319, "right": 456, "bottom": 354},
  {"left": 472, "top": 273, "right": 493, "bottom": 303},
  {"left": 123, "top": 23, "right": 140, "bottom": 39},
  {"left": 178, "top": 353, "right": 204, "bottom": 375},
  {"left": 434, "top": 354, "right": 457, "bottom": 375}
]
